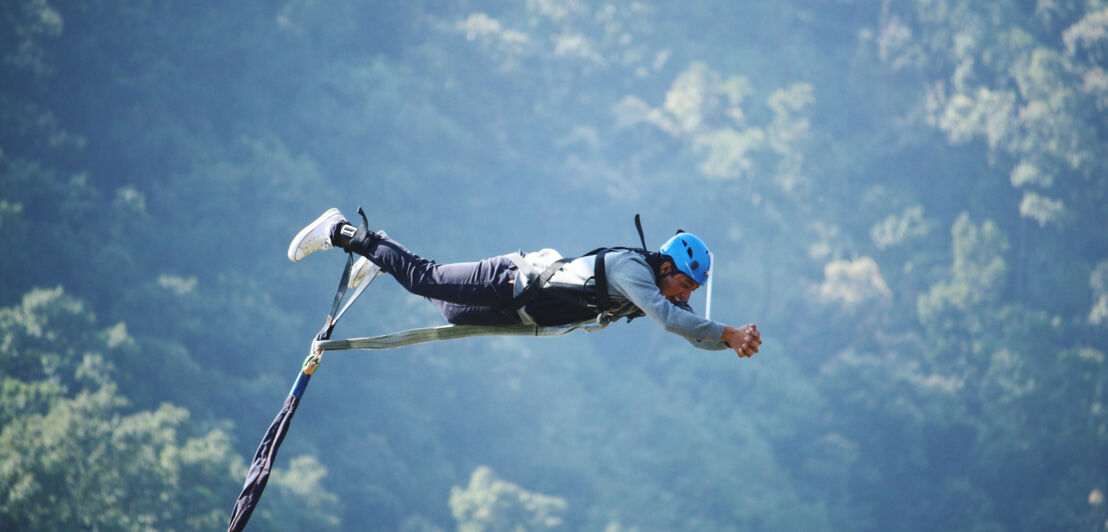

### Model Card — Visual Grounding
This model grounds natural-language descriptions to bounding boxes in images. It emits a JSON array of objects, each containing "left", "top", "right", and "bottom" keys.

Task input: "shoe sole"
[{"left": 287, "top": 208, "right": 341, "bottom": 262}]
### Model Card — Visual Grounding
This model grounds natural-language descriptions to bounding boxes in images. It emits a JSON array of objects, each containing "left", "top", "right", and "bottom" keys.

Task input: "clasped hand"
[{"left": 722, "top": 324, "right": 761, "bottom": 359}]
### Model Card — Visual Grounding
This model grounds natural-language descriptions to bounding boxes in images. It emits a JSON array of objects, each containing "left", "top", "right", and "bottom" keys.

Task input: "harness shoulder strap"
[
  {"left": 591, "top": 247, "right": 656, "bottom": 314},
  {"left": 594, "top": 249, "right": 610, "bottom": 310}
]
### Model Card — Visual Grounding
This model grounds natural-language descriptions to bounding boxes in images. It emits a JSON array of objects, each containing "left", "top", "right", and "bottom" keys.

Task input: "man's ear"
[{"left": 659, "top": 261, "right": 672, "bottom": 275}]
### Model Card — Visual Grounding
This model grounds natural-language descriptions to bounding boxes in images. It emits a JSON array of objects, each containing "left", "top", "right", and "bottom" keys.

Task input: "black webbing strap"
[
  {"left": 594, "top": 249, "right": 610, "bottom": 310},
  {"left": 314, "top": 252, "right": 353, "bottom": 343},
  {"left": 328, "top": 255, "right": 353, "bottom": 321},
  {"left": 634, "top": 213, "right": 647, "bottom": 251}
]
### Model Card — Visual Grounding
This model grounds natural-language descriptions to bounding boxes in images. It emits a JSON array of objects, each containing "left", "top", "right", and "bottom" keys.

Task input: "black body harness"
[{"left": 501, "top": 215, "right": 673, "bottom": 325}]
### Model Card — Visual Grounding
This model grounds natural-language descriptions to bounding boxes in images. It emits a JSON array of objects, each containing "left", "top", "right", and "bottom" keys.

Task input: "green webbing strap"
[{"left": 313, "top": 319, "right": 610, "bottom": 351}]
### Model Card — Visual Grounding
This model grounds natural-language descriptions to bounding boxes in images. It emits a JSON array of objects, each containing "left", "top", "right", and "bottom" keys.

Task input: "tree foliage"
[{"left": 0, "top": 288, "right": 241, "bottom": 531}]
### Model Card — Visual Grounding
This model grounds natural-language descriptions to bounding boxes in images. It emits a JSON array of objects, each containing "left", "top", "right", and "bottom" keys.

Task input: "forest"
[{"left": 2, "top": 1, "right": 1108, "bottom": 530}]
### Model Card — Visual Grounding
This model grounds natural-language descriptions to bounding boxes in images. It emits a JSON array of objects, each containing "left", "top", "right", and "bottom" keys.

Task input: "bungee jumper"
[
  {"left": 288, "top": 207, "right": 762, "bottom": 358},
  {"left": 227, "top": 207, "right": 761, "bottom": 531}
]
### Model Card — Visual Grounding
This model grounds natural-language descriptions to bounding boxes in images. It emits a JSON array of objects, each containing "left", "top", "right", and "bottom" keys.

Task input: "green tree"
[
  {"left": 0, "top": 288, "right": 243, "bottom": 531},
  {"left": 0, "top": 380, "right": 239, "bottom": 530},
  {"left": 450, "top": 466, "right": 568, "bottom": 532}
]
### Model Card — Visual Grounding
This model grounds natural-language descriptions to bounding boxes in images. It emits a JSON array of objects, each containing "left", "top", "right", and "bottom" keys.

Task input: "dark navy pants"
[{"left": 348, "top": 235, "right": 523, "bottom": 326}]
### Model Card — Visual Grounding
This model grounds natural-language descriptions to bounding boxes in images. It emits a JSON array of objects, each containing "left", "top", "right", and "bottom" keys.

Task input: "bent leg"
[{"left": 347, "top": 235, "right": 517, "bottom": 307}]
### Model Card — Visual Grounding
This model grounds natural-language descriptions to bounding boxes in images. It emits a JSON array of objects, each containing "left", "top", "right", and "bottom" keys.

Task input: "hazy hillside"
[{"left": 2, "top": 1, "right": 1107, "bottom": 530}]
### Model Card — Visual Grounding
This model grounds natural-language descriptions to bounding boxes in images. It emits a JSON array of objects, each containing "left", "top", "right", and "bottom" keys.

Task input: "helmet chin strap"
[{"left": 705, "top": 251, "right": 714, "bottom": 320}]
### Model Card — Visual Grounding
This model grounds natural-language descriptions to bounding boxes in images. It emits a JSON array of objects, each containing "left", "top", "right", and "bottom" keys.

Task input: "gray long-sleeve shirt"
[{"left": 512, "top": 248, "right": 728, "bottom": 351}]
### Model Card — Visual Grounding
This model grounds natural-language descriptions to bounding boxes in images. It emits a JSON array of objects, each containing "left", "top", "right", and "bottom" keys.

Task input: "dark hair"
[{"left": 643, "top": 251, "right": 676, "bottom": 280}]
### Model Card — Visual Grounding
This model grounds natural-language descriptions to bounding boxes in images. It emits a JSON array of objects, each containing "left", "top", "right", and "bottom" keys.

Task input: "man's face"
[{"left": 658, "top": 262, "right": 700, "bottom": 302}]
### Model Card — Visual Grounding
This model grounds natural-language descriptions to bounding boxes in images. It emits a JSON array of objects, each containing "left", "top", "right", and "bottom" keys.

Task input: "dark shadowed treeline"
[{"left": 2, "top": 1, "right": 1107, "bottom": 530}]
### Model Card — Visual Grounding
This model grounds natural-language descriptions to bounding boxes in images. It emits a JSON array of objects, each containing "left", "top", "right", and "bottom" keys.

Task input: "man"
[{"left": 288, "top": 208, "right": 761, "bottom": 358}]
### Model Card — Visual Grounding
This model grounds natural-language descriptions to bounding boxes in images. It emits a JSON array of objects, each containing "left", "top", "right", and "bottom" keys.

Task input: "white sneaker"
[
  {"left": 347, "top": 256, "right": 383, "bottom": 289},
  {"left": 287, "top": 208, "right": 346, "bottom": 262}
]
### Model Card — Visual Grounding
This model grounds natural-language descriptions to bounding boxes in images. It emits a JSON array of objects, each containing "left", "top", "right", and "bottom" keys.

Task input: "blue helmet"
[{"left": 659, "top": 232, "right": 711, "bottom": 285}]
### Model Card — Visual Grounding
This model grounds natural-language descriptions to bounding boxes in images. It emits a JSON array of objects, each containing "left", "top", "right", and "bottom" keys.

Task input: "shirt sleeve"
[{"left": 603, "top": 251, "right": 728, "bottom": 351}]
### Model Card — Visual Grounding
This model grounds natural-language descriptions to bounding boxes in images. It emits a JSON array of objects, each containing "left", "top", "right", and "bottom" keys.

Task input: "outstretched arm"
[{"left": 604, "top": 252, "right": 761, "bottom": 357}]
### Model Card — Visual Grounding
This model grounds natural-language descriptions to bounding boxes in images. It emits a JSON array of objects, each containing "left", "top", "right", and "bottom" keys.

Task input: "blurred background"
[{"left": 2, "top": 1, "right": 1107, "bottom": 530}]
